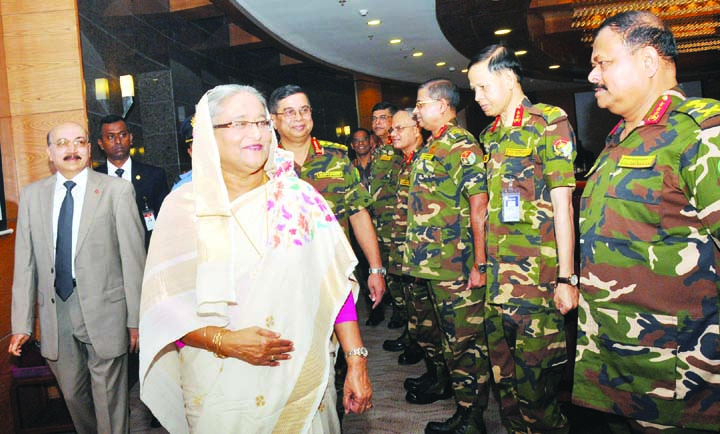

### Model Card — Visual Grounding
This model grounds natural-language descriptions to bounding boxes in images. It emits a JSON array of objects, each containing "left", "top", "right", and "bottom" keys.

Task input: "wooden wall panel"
[
  {"left": 354, "top": 75, "right": 382, "bottom": 131},
  {"left": 4, "top": 9, "right": 84, "bottom": 116},
  {"left": 0, "top": 0, "right": 76, "bottom": 15}
]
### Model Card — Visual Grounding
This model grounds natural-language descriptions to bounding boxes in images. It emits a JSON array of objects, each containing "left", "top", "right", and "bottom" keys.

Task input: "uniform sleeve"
[
  {"left": 446, "top": 132, "right": 487, "bottom": 197},
  {"left": 541, "top": 114, "right": 577, "bottom": 190},
  {"left": 681, "top": 115, "right": 720, "bottom": 240},
  {"left": 343, "top": 156, "right": 374, "bottom": 216}
]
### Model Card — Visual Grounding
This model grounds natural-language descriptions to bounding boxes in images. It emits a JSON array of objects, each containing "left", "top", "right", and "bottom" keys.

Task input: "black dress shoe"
[
  {"left": 365, "top": 306, "right": 385, "bottom": 326},
  {"left": 404, "top": 370, "right": 435, "bottom": 392},
  {"left": 405, "top": 382, "right": 453, "bottom": 405},
  {"left": 383, "top": 331, "right": 408, "bottom": 352},
  {"left": 425, "top": 405, "right": 487, "bottom": 434},
  {"left": 398, "top": 342, "right": 424, "bottom": 365}
]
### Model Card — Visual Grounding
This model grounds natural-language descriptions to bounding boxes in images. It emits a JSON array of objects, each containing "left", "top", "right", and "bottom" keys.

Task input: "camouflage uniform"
[
  {"left": 370, "top": 144, "right": 405, "bottom": 319},
  {"left": 404, "top": 123, "right": 490, "bottom": 408},
  {"left": 388, "top": 149, "right": 443, "bottom": 368},
  {"left": 479, "top": 98, "right": 576, "bottom": 433},
  {"left": 290, "top": 137, "right": 374, "bottom": 237},
  {"left": 574, "top": 88, "right": 720, "bottom": 432}
]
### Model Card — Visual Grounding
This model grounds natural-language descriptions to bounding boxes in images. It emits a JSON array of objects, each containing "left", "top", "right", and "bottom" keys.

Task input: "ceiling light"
[
  {"left": 515, "top": 50, "right": 527, "bottom": 56},
  {"left": 494, "top": 29, "right": 512, "bottom": 35},
  {"left": 436, "top": 61, "right": 446, "bottom": 66},
  {"left": 389, "top": 38, "right": 402, "bottom": 44},
  {"left": 548, "top": 65, "right": 560, "bottom": 69},
  {"left": 461, "top": 68, "right": 468, "bottom": 73},
  {"left": 412, "top": 52, "right": 423, "bottom": 57},
  {"left": 367, "top": 19, "right": 382, "bottom": 26}
]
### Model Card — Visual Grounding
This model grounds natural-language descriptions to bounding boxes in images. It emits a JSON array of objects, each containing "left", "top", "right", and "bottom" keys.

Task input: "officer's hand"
[
  {"left": 554, "top": 283, "right": 579, "bottom": 315},
  {"left": 367, "top": 274, "right": 386, "bottom": 309},
  {"left": 129, "top": 328, "right": 140, "bottom": 353},
  {"left": 467, "top": 267, "right": 486, "bottom": 289}
]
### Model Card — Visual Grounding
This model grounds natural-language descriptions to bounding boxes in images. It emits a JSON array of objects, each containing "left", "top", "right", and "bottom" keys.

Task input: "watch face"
[{"left": 570, "top": 275, "right": 578, "bottom": 286}]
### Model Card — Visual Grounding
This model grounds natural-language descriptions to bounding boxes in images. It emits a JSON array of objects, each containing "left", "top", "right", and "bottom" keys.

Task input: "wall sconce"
[
  {"left": 95, "top": 78, "right": 109, "bottom": 101},
  {"left": 336, "top": 125, "right": 351, "bottom": 140},
  {"left": 120, "top": 74, "right": 134, "bottom": 117}
]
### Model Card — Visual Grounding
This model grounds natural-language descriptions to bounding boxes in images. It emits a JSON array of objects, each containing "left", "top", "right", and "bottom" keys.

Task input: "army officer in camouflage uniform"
[
  {"left": 405, "top": 78, "right": 490, "bottom": 434},
  {"left": 575, "top": 11, "right": 720, "bottom": 434},
  {"left": 269, "top": 85, "right": 386, "bottom": 306},
  {"left": 469, "top": 45, "right": 578, "bottom": 434}
]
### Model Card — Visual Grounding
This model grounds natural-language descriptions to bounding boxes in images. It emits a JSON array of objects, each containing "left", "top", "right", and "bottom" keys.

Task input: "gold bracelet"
[{"left": 212, "top": 329, "right": 228, "bottom": 359}]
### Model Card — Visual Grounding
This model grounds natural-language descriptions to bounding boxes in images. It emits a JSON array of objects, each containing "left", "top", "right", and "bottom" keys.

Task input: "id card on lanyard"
[
  {"left": 502, "top": 181, "right": 520, "bottom": 223},
  {"left": 142, "top": 196, "right": 156, "bottom": 231}
]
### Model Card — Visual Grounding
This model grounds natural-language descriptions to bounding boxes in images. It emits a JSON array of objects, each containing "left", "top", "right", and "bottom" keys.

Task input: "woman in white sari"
[{"left": 139, "top": 84, "right": 373, "bottom": 433}]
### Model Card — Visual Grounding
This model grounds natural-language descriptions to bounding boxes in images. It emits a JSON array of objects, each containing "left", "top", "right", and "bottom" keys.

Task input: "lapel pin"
[{"left": 136, "top": 175, "right": 141, "bottom": 180}]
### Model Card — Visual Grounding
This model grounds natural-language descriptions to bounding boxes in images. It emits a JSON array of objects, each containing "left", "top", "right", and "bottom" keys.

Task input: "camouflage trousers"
[
  {"left": 400, "top": 276, "right": 443, "bottom": 366},
  {"left": 381, "top": 243, "right": 407, "bottom": 321},
  {"left": 485, "top": 303, "right": 568, "bottom": 434},
  {"left": 427, "top": 279, "right": 490, "bottom": 408}
]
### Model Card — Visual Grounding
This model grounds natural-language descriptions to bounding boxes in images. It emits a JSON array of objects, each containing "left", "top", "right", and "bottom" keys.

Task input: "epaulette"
[
  {"left": 534, "top": 103, "right": 568, "bottom": 125},
  {"left": 317, "top": 139, "right": 348, "bottom": 152},
  {"left": 674, "top": 97, "right": 720, "bottom": 129}
]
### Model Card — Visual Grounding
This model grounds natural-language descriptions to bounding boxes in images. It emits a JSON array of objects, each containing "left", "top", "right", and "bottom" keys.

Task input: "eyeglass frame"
[
  {"left": 389, "top": 124, "right": 417, "bottom": 134},
  {"left": 273, "top": 105, "right": 313, "bottom": 118},
  {"left": 212, "top": 119, "right": 273, "bottom": 131},
  {"left": 54, "top": 137, "right": 89, "bottom": 149},
  {"left": 415, "top": 99, "right": 441, "bottom": 108}
]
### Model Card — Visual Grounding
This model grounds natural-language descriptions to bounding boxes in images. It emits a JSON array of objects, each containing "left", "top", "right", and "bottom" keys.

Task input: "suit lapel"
[
  {"left": 40, "top": 176, "right": 57, "bottom": 257},
  {"left": 76, "top": 171, "right": 104, "bottom": 253}
]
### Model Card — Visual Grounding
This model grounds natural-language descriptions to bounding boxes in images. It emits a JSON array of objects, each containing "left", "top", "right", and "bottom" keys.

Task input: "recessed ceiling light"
[
  {"left": 549, "top": 64, "right": 560, "bottom": 69},
  {"left": 367, "top": 19, "right": 382, "bottom": 26},
  {"left": 412, "top": 51, "right": 424, "bottom": 57},
  {"left": 461, "top": 68, "right": 468, "bottom": 73},
  {"left": 494, "top": 29, "right": 512, "bottom": 35},
  {"left": 515, "top": 50, "right": 527, "bottom": 56},
  {"left": 389, "top": 38, "right": 402, "bottom": 44},
  {"left": 436, "top": 61, "right": 446, "bottom": 66}
]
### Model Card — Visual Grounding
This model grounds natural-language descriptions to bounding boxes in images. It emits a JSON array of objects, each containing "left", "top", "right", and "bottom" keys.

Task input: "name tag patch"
[
  {"left": 618, "top": 155, "right": 656, "bottom": 168},
  {"left": 315, "top": 170, "right": 344, "bottom": 179},
  {"left": 505, "top": 147, "right": 532, "bottom": 157}
]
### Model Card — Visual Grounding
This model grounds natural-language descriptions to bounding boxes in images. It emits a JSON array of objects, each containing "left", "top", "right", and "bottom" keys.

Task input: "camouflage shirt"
[
  {"left": 369, "top": 144, "right": 404, "bottom": 244},
  {"left": 290, "top": 138, "right": 374, "bottom": 236},
  {"left": 574, "top": 88, "right": 720, "bottom": 430},
  {"left": 404, "top": 124, "right": 487, "bottom": 281},
  {"left": 388, "top": 150, "right": 421, "bottom": 275},
  {"left": 479, "top": 98, "right": 576, "bottom": 308}
]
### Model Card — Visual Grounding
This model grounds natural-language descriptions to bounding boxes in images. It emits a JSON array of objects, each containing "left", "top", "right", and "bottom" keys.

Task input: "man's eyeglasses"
[
  {"left": 389, "top": 124, "right": 416, "bottom": 134},
  {"left": 371, "top": 115, "right": 390, "bottom": 123},
  {"left": 54, "top": 137, "right": 88, "bottom": 149},
  {"left": 213, "top": 120, "right": 272, "bottom": 131},
  {"left": 415, "top": 99, "right": 440, "bottom": 108},
  {"left": 274, "top": 106, "right": 312, "bottom": 118}
]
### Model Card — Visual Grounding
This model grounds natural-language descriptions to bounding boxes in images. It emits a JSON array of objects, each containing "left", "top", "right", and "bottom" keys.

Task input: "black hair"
[
  {"left": 268, "top": 84, "right": 309, "bottom": 113},
  {"left": 97, "top": 114, "right": 126, "bottom": 137},
  {"left": 371, "top": 102, "right": 398, "bottom": 116},
  {"left": 468, "top": 44, "right": 523, "bottom": 81},
  {"left": 596, "top": 11, "right": 678, "bottom": 64}
]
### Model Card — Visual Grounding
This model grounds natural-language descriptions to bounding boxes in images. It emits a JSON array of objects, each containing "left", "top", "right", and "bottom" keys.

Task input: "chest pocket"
[
  {"left": 415, "top": 154, "right": 448, "bottom": 185},
  {"left": 599, "top": 165, "right": 663, "bottom": 241}
]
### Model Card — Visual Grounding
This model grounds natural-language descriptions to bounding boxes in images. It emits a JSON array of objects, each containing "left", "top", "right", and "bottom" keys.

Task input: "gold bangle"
[{"left": 212, "top": 329, "right": 228, "bottom": 359}]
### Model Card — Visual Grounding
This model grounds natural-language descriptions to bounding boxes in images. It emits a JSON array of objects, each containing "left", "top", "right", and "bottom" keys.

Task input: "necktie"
[
  {"left": 55, "top": 181, "right": 76, "bottom": 301},
  {"left": 115, "top": 168, "right": 125, "bottom": 178}
]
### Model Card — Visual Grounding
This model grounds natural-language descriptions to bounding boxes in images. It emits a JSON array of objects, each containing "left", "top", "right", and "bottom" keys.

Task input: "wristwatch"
[
  {"left": 476, "top": 263, "right": 487, "bottom": 273},
  {"left": 369, "top": 267, "right": 387, "bottom": 276},
  {"left": 345, "top": 347, "right": 369, "bottom": 359},
  {"left": 556, "top": 275, "right": 578, "bottom": 286}
]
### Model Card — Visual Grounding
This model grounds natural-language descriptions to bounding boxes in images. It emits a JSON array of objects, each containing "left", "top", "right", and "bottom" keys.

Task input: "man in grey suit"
[{"left": 8, "top": 122, "right": 145, "bottom": 434}]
